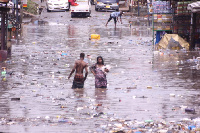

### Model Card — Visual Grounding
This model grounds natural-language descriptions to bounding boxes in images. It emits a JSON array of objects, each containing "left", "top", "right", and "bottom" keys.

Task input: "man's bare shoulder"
[
  {"left": 76, "top": 60, "right": 87, "bottom": 65},
  {"left": 83, "top": 60, "right": 88, "bottom": 65},
  {"left": 75, "top": 59, "right": 81, "bottom": 63},
  {"left": 84, "top": 62, "right": 88, "bottom": 67}
]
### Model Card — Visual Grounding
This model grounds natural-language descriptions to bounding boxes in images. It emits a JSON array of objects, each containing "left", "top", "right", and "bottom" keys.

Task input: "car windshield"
[{"left": 97, "top": 0, "right": 119, "bottom": 2}]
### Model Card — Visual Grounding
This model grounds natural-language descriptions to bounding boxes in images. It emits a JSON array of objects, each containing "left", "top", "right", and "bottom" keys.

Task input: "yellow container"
[{"left": 91, "top": 34, "right": 100, "bottom": 40}]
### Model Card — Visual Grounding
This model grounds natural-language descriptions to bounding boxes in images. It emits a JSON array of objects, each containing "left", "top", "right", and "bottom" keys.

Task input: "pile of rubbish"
[{"left": 1, "top": 113, "right": 200, "bottom": 132}]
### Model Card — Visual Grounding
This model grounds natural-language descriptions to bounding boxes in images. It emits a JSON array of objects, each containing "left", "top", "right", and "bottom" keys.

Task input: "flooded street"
[{"left": 1, "top": 5, "right": 200, "bottom": 132}]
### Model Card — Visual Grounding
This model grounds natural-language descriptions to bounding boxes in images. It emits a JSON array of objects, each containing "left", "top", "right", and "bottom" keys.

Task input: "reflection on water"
[
  {"left": 94, "top": 88, "right": 107, "bottom": 113},
  {"left": 73, "top": 88, "right": 85, "bottom": 99}
]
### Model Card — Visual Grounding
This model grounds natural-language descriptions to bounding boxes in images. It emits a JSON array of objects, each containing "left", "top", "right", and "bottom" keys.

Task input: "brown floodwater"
[{"left": 0, "top": 12, "right": 200, "bottom": 132}]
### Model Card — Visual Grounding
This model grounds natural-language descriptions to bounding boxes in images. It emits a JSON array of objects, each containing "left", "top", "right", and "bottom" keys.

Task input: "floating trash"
[
  {"left": 185, "top": 108, "right": 195, "bottom": 113},
  {"left": 11, "top": 98, "right": 20, "bottom": 101},
  {"left": 147, "top": 86, "right": 152, "bottom": 89},
  {"left": 91, "top": 34, "right": 100, "bottom": 40}
]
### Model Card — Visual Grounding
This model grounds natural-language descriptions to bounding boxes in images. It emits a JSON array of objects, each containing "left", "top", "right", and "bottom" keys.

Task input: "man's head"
[{"left": 80, "top": 53, "right": 85, "bottom": 59}]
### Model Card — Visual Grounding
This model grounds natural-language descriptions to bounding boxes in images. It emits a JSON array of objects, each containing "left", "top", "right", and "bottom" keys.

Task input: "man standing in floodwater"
[
  {"left": 105, "top": 11, "right": 123, "bottom": 28},
  {"left": 68, "top": 53, "right": 88, "bottom": 89}
]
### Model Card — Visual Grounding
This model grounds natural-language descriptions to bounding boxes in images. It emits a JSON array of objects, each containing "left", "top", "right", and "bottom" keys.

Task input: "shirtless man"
[{"left": 68, "top": 53, "right": 88, "bottom": 89}]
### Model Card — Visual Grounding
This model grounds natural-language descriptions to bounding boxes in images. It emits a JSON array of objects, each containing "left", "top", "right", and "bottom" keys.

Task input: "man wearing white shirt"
[{"left": 105, "top": 11, "right": 123, "bottom": 28}]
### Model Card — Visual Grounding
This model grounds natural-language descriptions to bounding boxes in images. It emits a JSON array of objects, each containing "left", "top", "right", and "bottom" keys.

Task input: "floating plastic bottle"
[
  {"left": 129, "top": 40, "right": 133, "bottom": 44},
  {"left": 1, "top": 67, "right": 6, "bottom": 77},
  {"left": 185, "top": 108, "right": 195, "bottom": 113}
]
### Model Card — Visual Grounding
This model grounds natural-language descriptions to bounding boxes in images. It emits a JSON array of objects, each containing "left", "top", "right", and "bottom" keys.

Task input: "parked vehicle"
[
  {"left": 95, "top": 0, "right": 119, "bottom": 11},
  {"left": 46, "top": 0, "right": 69, "bottom": 12},
  {"left": 70, "top": 0, "right": 91, "bottom": 18}
]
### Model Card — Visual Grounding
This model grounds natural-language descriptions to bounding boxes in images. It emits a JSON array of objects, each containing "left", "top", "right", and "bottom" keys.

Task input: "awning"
[{"left": 187, "top": 1, "right": 200, "bottom": 13}]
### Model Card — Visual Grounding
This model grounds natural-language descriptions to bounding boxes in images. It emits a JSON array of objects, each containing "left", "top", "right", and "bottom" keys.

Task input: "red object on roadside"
[
  {"left": 69, "top": 0, "right": 79, "bottom": 6},
  {"left": 71, "top": 2, "right": 79, "bottom": 6}
]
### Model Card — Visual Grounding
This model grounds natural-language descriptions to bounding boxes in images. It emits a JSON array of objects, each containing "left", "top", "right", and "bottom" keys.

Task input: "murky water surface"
[{"left": 0, "top": 12, "right": 200, "bottom": 132}]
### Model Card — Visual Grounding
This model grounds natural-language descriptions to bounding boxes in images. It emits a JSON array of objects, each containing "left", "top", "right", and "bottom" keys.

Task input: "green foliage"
[{"left": 24, "top": 0, "right": 39, "bottom": 15}]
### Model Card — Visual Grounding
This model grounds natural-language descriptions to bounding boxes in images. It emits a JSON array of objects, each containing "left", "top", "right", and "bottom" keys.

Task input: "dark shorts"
[
  {"left": 108, "top": 15, "right": 117, "bottom": 23},
  {"left": 96, "top": 86, "right": 107, "bottom": 89},
  {"left": 72, "top": 81, "right": 84, "bottom": 89}
]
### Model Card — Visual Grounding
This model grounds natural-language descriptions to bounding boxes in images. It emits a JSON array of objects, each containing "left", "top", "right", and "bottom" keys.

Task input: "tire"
[
  {"left": 89, "top": 11, "right": 91, "bottom": 17},
  {"left": 47, "top": 8, "right": 51, "bottom": 12},
  {"left": 95, "top": 7, "right": 98, "bottom": 11},
  {"left": 87, "top": 13, "right": 91, "bottom": 17},
  {"left": 66, "top": 3, "right": 70, "bottom": 11}
]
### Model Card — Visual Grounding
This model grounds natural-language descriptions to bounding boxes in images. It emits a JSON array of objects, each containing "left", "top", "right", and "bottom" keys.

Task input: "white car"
[
  {"left": 47, "top": 0, "right": 69, "bottom": 12},
  {"left": 70, "top": 0, "right": 91, "bottom": 17}
]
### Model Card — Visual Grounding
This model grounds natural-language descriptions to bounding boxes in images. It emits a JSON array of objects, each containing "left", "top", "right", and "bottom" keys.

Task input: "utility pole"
[
  {"left": 190, "top": 13, "right": 196, "bottom": 50},
  {"left": 137, "top": 0, "right": 139, "bottom": 16},
  {"left": 0, "top": 1, "right": 10, "bottom": 61},
  {"left": 1, "top": 9, "right": 6, "bottom": 50},
  {"left": 16, "top": 0, "right": 18, "bottom": 27}
]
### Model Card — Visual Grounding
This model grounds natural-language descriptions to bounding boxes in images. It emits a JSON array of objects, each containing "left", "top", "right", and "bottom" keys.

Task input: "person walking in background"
[
  {"left": 105, "top": 11, "right": 123, "bottom": 28},
  {"left": 68, "top": 53, "right": 88, "bottom": 89},
  {"left": 90, "top": 56, "right": 109, "bottom": 89}
]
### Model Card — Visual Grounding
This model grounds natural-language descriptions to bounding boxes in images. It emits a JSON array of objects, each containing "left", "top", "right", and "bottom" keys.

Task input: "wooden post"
[
  {"left": 0, "top": 6, "right": 9, "bottom": 61},
  {"left": 137, "top": 0, "right": 139, "bottom": 16},
  {"left": 0, "top": 10, "right": 8, "bottom": 62},
  {"left": 190, "top": 12, "right": 196, "bottom": 50}
]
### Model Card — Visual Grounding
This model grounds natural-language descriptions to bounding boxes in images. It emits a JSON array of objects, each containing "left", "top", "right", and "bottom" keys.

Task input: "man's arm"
[
  {"left": 89, "top": 65, "right": 96, "bottom": 76},
  {"left": 120, "top": 15, "right": 122, "bottom": 24},
  {"left": 84, "top": 65, "right": 88, "bottom": 81},
  {"left": 68, "top": 62, "right": 77, "bottom": 79}
]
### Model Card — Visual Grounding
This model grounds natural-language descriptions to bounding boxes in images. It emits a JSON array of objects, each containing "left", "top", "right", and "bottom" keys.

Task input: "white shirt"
[{"left": 111, "top": 12, "right": 121, "bottom": 18}]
